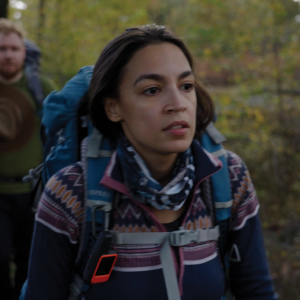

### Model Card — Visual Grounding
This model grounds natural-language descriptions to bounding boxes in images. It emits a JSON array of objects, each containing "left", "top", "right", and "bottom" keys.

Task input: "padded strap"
[
  {"left": 201, "top": 126, "right": 232, "bottom": 222},
  {"left": 86, "top": 128, "right": 112, "bottom": 158},
  {"left": 205, "top": 122, "right": 226, "bottom": 144},
  {"left": 211, "top": 148, "right": 227, "bottom": 158},
  {"left": 86, "top": 128, "right": 102, "bottom": 158}
]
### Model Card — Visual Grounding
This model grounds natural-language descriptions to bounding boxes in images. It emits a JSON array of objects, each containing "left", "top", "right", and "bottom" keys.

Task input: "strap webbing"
[
  {"left": 86, "top": 200, "right": 112, "bottom": 211},
  {"left": 169, "top": 227, "right": 220, "bottom": 246},
  {"left": 114, "top": 227, "right": 220, "bottom": 246},
  {"left": 98, "top": 150, "right": 112, "bottom": 157},
  {"left": 214, "top": 200, "right": 233, "bottom": 209},
  {"left": 114, "top": 232, "right": 168, "bottom": 244},
  {"left": 210, "top": 148, "right": 227, "bottom": 158},
  {"left": 69, "top": 274, "right": 85, "bottom": 300},
  {"left": 160, "top": 238, "right": 181, "bottom": 300}
]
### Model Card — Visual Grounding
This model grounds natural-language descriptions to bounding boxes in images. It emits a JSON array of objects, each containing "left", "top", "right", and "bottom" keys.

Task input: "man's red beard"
[{"left": 0, "top": 63, "right": 23, "bottom": 80}]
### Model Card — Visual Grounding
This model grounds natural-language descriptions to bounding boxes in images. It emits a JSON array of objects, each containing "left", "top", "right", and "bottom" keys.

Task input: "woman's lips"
[{"left": 163, "top": 121, "right": 189, "bottom": 136}]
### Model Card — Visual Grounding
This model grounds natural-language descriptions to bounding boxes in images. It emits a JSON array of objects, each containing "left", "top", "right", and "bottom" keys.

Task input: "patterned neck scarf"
[{"left": 117, "top": 135, "right": 195, "bottom": 211}]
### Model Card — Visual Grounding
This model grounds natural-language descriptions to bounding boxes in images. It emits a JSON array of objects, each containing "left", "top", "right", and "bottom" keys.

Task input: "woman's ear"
[{"left": 104, "top": 98, "right": 122, "bottom": 122}]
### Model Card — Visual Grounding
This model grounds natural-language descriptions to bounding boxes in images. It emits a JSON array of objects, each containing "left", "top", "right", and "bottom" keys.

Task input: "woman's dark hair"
[{"left": 89, "top": 24, "right": 214, "bottom": 144}]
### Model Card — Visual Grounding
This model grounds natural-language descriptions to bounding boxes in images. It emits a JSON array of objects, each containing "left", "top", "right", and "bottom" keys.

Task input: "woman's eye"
[
  {"left": 144, "top": 87, "right": 159, "bottom": 95},
  {"left": 181, "top": 83, "right": 193, "bottom": 92}
]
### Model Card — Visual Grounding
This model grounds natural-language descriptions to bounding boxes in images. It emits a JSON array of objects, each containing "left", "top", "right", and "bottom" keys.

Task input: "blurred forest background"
[{"left": 2, "top": 0, "right": 300, "bottom": 298}]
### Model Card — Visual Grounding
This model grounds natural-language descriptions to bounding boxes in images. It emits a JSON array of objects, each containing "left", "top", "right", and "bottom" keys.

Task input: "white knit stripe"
[
  {"left": 233, "top": 204, "right": 260, "bottom": 231},
  {"left": 35, "top": 215, "right": 78, "bottom": 245},
  {"left": 113, "top": 264, "right": 162, "bottom": 272},
  {"left": 183, "top": 252, "right": 217, "bottom": 265}
]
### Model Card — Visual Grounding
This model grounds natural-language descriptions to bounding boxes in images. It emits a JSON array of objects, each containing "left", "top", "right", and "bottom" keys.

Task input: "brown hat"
[{"left": 0, "top": 83, "right": 36, "bottom": 153}]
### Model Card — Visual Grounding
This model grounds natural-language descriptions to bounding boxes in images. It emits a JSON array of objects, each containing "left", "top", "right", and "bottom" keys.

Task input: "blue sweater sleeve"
[
  {"left": 24, "top": 222, "right": 78, "bottom": 300},
  {"left": 226, "top": 151, "right": 277, "bottom": 299},
  {"left": 229, "top": 215, "right": 278, "bottom": 300},
  {"left": 24, "top": 163, "right": 84, "bottom": 300}
]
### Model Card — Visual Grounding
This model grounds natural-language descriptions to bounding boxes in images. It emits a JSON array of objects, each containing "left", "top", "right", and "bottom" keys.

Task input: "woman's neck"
[{"left": 139, "top": 152, "right": 188, "bottom": 224}]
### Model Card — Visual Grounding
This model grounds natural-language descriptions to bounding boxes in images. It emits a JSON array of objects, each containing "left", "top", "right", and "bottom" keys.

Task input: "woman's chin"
[{"left": 161, "top": 140, "right": 193, "bottom": 154}]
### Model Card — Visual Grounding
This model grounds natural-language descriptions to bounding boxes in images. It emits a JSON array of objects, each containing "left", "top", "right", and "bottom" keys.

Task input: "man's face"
[{"left": 0, "top": 32, "right": 25, "bottom": 80}]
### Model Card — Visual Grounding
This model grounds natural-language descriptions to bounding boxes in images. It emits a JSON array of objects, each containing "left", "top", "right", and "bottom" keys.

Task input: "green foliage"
[
  {"left": 13, "top": 0, "right": 151, "bottom": 87},
  {"left": 211, "top": 86, "right": 300, "bottom": 298},
  {"left": 8, "top": 0, "right": 300, "bottom": 298},
  {"left": 10, "top": 0, "right": 300, "bottom": 90}
]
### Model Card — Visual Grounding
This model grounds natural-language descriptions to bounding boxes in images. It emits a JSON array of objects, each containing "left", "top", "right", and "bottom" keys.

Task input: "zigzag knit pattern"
[
  {"left": 227, "top": 151, "right": 259, "bottom": 230},
  {"left": 36, "top": 162, "right": 84, "bottom": 244},
  {"left": 35, "top": 150, "right": 259, "bottom": 256}
]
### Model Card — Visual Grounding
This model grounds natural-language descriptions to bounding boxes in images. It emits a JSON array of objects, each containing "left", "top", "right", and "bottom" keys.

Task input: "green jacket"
[{"left": 0, "top": 73, "right": 57, "bottom": 194}]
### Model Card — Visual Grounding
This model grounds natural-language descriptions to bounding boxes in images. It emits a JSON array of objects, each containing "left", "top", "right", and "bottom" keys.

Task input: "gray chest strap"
[
  {"left": 69, "top": 226, "right": 220, "bottom": 300},
  {"left": 114, "top": 226, "right": 220, "bottom": 300}
]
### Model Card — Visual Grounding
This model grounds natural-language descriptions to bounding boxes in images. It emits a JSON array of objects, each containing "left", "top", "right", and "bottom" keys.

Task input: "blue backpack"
[{"left": 21, "top": 66, "right": 233, "bottom": 300}]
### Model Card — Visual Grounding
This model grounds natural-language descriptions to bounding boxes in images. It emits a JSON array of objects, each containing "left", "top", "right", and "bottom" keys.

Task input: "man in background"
[{"left": 0, "top": 18, "right": 56, "bottom": 300}]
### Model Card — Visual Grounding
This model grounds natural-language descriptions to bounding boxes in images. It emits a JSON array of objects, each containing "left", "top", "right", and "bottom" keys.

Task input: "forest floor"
[{"left": 263, "top": 226, "right": 300, "bottom": 299}]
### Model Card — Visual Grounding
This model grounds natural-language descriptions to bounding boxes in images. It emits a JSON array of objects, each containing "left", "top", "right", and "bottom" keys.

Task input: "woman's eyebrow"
[
  {"left": 134, "top": 74, "right": 164, "bottom": 86},
  {"left": 179, "top": 70, "right": 194, "bottom": 79},
  {"left": 134, "top": 70, "right": 194, "bottom": 86}
]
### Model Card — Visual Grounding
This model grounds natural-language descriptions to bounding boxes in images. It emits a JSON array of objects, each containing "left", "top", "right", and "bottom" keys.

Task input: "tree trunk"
[
  {"left": 0, "top": 0, "right": 9, "bottom": 18},
  {"left": 37, "top": 0, "right": 45, "bottom": 45}
]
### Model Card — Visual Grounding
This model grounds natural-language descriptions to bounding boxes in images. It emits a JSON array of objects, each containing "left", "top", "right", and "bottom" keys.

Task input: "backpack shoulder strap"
[
  {"left": 200, "top": 122, "right": 232, "bottom": 222},
  {"left": 76, "top": 125, "right": 113, "bottom": 259},
  {"left": 69, "top": 126, "right": 114, "bottom": 300},
  {"left": 200, "top": 122, "right": 233, "bottom": 300}
]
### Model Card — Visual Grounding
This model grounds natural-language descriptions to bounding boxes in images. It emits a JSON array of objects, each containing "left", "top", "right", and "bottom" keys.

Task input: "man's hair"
[
  {"left": 89, "top": 24, "right": 214, "bottom": 144},
  {"left": 0, "top": 18, "right": 26, "bottom": 40}
]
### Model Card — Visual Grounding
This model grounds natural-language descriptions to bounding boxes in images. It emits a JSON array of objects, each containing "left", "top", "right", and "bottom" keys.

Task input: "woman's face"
[{"left": 105, "top": 42, "right": 197, "bottom": 160}]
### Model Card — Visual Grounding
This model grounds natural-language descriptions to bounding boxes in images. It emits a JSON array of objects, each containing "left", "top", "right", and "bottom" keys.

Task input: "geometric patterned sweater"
[{"left": 24, "top": 142, "right": 277, "bottom": 300}]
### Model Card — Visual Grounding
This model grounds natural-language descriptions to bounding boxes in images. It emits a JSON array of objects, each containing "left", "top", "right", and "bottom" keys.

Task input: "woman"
[{"left": 24, "top": 25, "right": 277, "bottom": 300}]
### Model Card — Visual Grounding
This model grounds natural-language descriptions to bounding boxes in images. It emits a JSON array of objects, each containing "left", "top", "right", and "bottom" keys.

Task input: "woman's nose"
[{"left": 164, "top": 88, "right": 187, "bottom": 113}]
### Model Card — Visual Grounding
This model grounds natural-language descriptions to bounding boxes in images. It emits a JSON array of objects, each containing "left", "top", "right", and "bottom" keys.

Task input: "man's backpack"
[
  {"left": 21, "top": 66, "right": 233, "bottom": 300},
  {"left": 24, "top": 40, "right": 45, "bottom": 110},
  {"left": 18, "top": 41, "right": 46, "bottom": 209}
]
